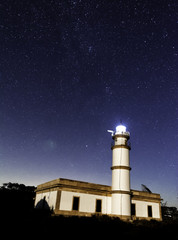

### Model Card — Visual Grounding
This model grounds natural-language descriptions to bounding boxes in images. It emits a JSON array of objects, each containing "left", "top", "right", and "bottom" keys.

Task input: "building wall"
[
  {"left": 111, "top": 193, "right": 131, "bottom": 216},
  {"left": 115, "top": 136, "right": 127, "bottom": 145},
  {"left": 59, "top": 190, "right": 111, "bottom": 215},
  {"left": 112, "top": 148, "right": 129, "bottom": 167},
  {"left": 35, "top": 191, "right": 57, "bottom": 210},
  {"left": 131, "top": 199, "right": 161, "bottom": 219},
  {"left": 35, "top": 190, "right": 161, "bottom": 220},
  {"left": 112, "top": 169, "right": 130, "bottom": 191},
  {"left": 34, "top": 178, "right": 161, "bottom": 220}
]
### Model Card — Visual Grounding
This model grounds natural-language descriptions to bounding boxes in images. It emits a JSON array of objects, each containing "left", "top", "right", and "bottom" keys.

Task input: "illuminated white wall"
[
  {"left": 59, "top": 191, "right": 111, "bottom": 214},
  {"left": 112, "top": 169, "right": 130, "bottom": 191},
  {"left": 35, "top": 190, "right": 161, "bottom": 220},
  {"left": 35, "top": 191, "right": 57, "bottom": 210},
  {"left": 112, "top": 148, "right": 130, "bottom": 167},
  {"left": 112, "top": 194, "right": 131, "bottom": 216},
  {"left": 115, "top": 136, "right": 127, "bottom": 145},
  {"left": 111, "top": 134, "right": 131, "bottom": 217},
  {"left": 131, "top": 200, "right": 160, "bottom": 219}
]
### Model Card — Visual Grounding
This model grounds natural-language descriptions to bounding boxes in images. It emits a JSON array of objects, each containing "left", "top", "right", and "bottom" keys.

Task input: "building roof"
[{"left": 36, "top": 178, "right": 161, "bottom": 203}]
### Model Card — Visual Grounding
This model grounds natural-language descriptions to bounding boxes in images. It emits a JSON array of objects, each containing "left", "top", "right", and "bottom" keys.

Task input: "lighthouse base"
[{"left": 111, "top": 193, "right": 131, "bottom": 218}]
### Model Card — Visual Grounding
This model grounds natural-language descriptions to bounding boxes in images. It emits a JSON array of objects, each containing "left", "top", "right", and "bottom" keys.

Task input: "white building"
[{"left": 35, "top": 125, "right": 162, "bottom": 221}]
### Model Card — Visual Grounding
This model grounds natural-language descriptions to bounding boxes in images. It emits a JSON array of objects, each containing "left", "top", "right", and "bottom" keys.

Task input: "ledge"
[
  {"left": 36, "top": 178, "right": 111, "bottom": 196},
  {"left": 111, "top": 190, "right": 131, "bottom": 195},
  {"left": 35, "top": 178, "right": 161, "bottom": 203},
  {"left": 111, "top": 166, "right": 131, "bottom": 171},
  {"left": 112, "top": 133, "right": 130, "bottom": 140},
  {"left": 111, "top": 145, "right": 131, "bottom": 150}
]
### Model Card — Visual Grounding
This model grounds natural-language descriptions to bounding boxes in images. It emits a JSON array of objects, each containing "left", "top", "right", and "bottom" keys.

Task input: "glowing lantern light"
[{"left": 116, "top": 125, "right": 126, "bottom": 133}]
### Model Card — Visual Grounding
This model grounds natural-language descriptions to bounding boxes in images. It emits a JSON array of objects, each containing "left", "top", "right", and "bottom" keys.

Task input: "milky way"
[{"left": 0, "top": 0, "right": 177, "bottom": 207}]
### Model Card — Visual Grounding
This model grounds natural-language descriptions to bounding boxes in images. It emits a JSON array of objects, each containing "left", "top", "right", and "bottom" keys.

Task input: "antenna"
[{"left": 141, "top": 184, "right": 152, "bottom": 193}]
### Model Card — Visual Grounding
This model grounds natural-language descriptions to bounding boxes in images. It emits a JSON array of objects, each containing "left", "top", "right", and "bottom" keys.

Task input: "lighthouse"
[
  {"left": 35, "top": 123, "right": 162, "bottom": 221},
  {"left": 110, "top": 124, "right": 131, "bottom": 219}
]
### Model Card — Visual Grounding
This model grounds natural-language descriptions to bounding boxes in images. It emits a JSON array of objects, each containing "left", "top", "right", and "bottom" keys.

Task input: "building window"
[
  {"left": 72, "top": 197, "right": 80, "bottom": 211},
  {"left": 131, "top": 203, "right": 136, "bottom": 216},
  {"left": 148, "top": 205, "right": 152, "bottom": 217},
  {"left": 96, "top": 199, "right": 102, "bottom": 213}
]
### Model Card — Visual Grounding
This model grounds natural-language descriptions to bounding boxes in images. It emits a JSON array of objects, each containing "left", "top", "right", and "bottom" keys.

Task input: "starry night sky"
[{"left": 0, "top": 0, "right": 177, "bottom": 207}]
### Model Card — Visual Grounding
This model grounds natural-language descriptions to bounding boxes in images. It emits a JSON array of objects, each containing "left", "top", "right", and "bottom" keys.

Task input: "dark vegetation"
[
  {"left": 1, "top": 183, "right": 178, "bottom": 239},
  {"left": 0, "top": 182, "right": 36, "bottom": 215}
]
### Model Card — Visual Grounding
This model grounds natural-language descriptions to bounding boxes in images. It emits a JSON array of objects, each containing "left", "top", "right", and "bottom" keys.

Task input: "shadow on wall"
[{"left": 35, "top": 197, "right": 51, "bottom": 211}]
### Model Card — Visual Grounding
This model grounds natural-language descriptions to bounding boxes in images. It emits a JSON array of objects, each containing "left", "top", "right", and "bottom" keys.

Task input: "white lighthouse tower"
[{"left": 109, "top": 124, "right": 131, "bottom": 220}]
